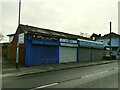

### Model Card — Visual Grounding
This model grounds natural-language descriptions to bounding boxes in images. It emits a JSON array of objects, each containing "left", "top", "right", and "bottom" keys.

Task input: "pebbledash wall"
[{"left": 8, "top": 24, "right": 104, "bottom": 66}]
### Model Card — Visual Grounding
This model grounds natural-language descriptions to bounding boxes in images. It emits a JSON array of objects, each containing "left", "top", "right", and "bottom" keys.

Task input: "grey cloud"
[{"left": 1, "top": 0, "right": 119, "bottom": 42}]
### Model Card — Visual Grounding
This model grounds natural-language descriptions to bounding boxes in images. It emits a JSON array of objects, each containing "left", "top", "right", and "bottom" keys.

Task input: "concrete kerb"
[
  {"left": 17, "top": 60, "right": 117, "bottom": 77},
  {"left": 2, "top": 68, "right": 17, "bottom": 73}
]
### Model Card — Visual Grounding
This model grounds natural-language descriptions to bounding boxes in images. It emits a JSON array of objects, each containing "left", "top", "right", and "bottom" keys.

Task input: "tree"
[
  {"left": 0, "top": 33, "right": 4, "bottom": 41},
  {"left": 80, "top": 32, "right": 90, "bottom": 38}
]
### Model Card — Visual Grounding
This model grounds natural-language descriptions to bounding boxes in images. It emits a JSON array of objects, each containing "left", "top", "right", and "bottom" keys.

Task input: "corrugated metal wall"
[{"left": 59, "top": 46, "right": 77, "bottom": 63}]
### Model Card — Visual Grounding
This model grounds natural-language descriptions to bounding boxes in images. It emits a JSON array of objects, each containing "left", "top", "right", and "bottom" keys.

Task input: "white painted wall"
[{"left": 9, "top": 36, "right": 14, "bottom": 43}]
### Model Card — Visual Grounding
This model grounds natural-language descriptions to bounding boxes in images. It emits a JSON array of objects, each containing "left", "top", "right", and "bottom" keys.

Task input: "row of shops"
[
  {"left": 6, "top": 24, "right": 104, "bottom": 66},
  {"left": 26, "top": 36, "right": 104, "bottom": 66}
]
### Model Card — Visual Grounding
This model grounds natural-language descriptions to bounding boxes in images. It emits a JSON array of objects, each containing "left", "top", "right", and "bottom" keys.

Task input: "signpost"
[{"left": 19, "top": 33, "right": 24, "bottom": 44}]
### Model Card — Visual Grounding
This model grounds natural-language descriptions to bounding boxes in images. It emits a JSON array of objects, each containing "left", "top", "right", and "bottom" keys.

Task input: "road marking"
[
  {"left": 82, "top": 71, "right": 108, "bottom": 78},
  {"left": 97, "top": 71, "right": 108, "bottom": 74},
  {"left": 115, "top": 68, "right": 118, "bottom": 70},
  {"left": 29, "top": 68, "right": 117, "bottom": 89},
  {"left": 29, "top": 83, "right": 58, "bottom": 90},
  {"left": 0, "top": 74, "right": 14, "bottom": 78}
]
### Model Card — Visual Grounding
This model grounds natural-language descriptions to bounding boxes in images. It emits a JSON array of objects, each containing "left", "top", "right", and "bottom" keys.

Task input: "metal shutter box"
[{"left": 59, "top": 46, "right": 77, "bottom": 63}]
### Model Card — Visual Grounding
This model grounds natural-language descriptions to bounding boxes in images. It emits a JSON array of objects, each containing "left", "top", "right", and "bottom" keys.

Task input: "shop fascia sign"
[
  {"left": 60, "top": 38, "right": 77, "bottom": 44},
  {"left": 32, "top": 34, "right": 57, "bottom": 40},
  {"left": 60, "top": 43, "right": 78, "bottom": 47}
]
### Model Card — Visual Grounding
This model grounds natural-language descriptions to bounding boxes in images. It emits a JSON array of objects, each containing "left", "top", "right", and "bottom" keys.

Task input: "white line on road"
[
  {"left": 81, "top": 71, "right": 108, "bottom": 78},
  {"left": 29, "top": 69, "right": 116, "bottom": 89},
  {"left": 29, "top": 83, "right": 58, "bottom": 90},
  {"left": 0, "top": 74, "right": 15, "bottom": 78}
]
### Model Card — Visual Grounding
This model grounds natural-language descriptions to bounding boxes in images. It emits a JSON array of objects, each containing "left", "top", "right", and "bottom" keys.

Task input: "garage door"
[
  {"left": 59, "top": 47, "right": 77, "bottom": 63},
  {"left": 78, "top": 47, "right": 92, "bottom": 62}
]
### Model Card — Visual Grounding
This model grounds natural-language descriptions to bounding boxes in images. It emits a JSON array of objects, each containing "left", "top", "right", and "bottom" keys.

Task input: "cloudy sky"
[{"left": 1, "top": 0, "right": 119, "bottom": 42}]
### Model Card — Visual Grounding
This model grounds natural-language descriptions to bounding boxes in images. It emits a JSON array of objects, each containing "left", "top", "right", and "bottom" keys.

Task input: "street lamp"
[
  {"left": 110, "top": 22, "right": 112, "bottom": 60},
  {"left": 16, "top": 0, "right": 21, "bottom": 69}
]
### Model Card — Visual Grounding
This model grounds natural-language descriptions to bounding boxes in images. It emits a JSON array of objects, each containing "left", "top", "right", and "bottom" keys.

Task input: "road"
[{"left": 2, "top": 62, "right": 119, "bottom": 89}]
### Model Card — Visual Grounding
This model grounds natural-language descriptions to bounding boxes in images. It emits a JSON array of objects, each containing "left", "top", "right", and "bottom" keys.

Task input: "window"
[
  {"left": 92, "top": 37, "right": 95, "bottom": 40},
  {"left": 100, "top": 40, "right": 103, "bottom": 42}
]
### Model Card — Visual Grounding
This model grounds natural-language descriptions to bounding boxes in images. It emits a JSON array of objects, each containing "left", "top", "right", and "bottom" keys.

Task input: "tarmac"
[{"left": 1, "top": 58, "right": 118, "bottom": 77}]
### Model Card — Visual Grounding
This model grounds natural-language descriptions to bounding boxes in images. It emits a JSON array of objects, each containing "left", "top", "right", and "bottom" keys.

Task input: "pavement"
[{"left": 2, "top": 58, "right": 118, "bottom": 77}]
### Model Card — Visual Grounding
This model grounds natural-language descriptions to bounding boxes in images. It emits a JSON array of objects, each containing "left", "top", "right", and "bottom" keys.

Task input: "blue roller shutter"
[
  {"left": 30, "top": 45, "right": 59, "bottom": 66},
  {"left": 41, "top": 45, "right": 59, "bottom": 64},
  {"left": 30, "top": 45, "right": 42, "bottom": 66}
]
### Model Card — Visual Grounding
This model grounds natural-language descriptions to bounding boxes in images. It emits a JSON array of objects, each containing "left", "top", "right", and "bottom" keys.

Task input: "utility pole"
[
  {"left": 110, "top": 22, "right": 112, "bottom": 60},
  {"left": 16, "top": 0, "right": 21, "bottom": 69}
]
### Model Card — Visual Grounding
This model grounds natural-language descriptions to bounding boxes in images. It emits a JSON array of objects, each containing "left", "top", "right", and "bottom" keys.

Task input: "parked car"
[
  {"left": 103, "top": 49, "right": 111, "bottom": 60},
  {"left": 116, "top": 48, "right": 120, "bottom": 60}
]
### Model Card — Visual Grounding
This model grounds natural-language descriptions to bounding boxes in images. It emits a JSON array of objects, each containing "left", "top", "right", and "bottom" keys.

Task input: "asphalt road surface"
[{"left": 2, "top": 62, "right": 119, "bottom": 89}]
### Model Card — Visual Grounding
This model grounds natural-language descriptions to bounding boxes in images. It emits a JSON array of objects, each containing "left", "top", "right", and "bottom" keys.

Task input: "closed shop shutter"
[
  {"left": 59, "top": 46, "right": 77, "bottom": 63},
  {"left": 30, "top": 45, "right": 42, "bottom": 66},
  {"left": 94, "top": 49, "right": 103, "bottom": 61},
  {"left": 91, "top": 48, "right": 104, "bottom": 61},
  {"left": 41, "top": 45, "right": 59, "bottom": 64},
  {"left": 78, "top": 47, "right": 92, "bottom": 62},
  {"left": 30, "top": 45, "right": 59, "bottom": 66},
  {"left": 91, "top": 48, "right": 96, "bottom": 61}
]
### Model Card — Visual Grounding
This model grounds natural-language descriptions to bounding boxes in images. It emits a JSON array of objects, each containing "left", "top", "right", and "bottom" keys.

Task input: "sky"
[{"left": 1, "top": 0, "right": 119, "bottom": 43}]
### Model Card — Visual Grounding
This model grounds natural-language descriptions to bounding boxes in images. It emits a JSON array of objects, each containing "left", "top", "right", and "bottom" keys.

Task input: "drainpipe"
[{"left": 110, "top": 22, "right": 112, "bottom": 60}]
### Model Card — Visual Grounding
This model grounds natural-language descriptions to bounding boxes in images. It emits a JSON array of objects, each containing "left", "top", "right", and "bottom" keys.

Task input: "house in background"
[
  {"left": 90, "top": 33, "right": 101, "bottom": 41},
  {"left": 92, "top": 32, "right": 120, "bottom": 59},
  {"left": 7, "top": 34, "right": 15, "bottom": 43}
]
